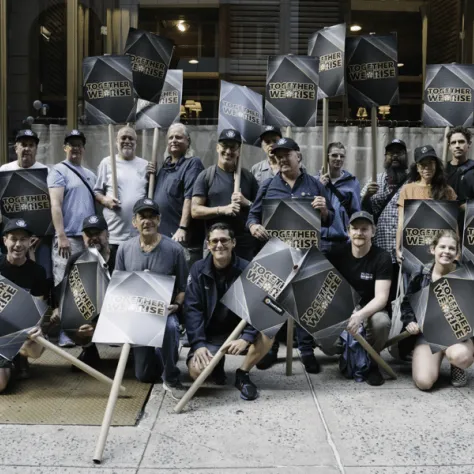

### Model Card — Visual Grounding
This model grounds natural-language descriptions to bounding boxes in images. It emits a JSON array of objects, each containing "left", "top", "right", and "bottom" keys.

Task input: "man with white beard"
[{"left": 95, "top": 126, "right": 148, "bottom": 270}]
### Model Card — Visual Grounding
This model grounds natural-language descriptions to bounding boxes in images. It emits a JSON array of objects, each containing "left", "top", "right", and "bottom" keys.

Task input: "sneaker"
[
  {"left": 301, "top": 353, "right": 321, "bottom": 374},
  {"left": 234, "top": 369, "right": 258, "bottom": 400},
  {"left": 163, "top": 380, "right": 187, "bottom": 400},
  {"left": 451, "top": 365, "right": 467, "bottom": 388},
  {"left": 58, "top": 330, "right": 76, "bottom": 348},
  {"left": 210, "top": 357, "right": 227, "bottom": 386},
  {"left": 366, "top": 364, "right": 385, "bottom": 386},
  {"left": 256, "top": 342, "right": 279, "bottom": 370},
  {"left": 72, "top": 344, "right": 101, "bottom": 372},
  {"left": 15, "top": 355, "right": 30, "bottom": 380}
]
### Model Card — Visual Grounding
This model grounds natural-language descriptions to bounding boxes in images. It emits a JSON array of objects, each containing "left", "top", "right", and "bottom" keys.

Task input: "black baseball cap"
[
  {"left": 385, "top": 138, "right": 406, "bottom": 151},
  {"left": 133, "top": 198, "right": 160, "bottom": 215},
  {"left": 414, "top": 145, "right": 438, "bottom": 163},
  {"left": 218, "top": 129, "right": 242, "bottom": 144},
  {"left": 82, "top": 215, "right": 108, "bottom": 232},
  {"left": 271, "top": 137, "right": 300, "bottom": 153},
  {"left": 349, "top": 211, "right": 375, "bottom": 225},
  {"left": 64, "top": 129, "right": 86, "bottom": 145},
  {"left": 260, "top": 125, "right": 282, "bottom": 139},
  {"left": 3, "top": 218, "right": 33, "bottom": 236},
  {"left": 15, "top": 129, "right": 39, "bottom": 144}
]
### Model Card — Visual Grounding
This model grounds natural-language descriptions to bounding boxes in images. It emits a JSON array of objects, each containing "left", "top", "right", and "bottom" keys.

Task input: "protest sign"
[
  {"left": 463, "top": 200, "right": 474, "bottom": 263},
  {"left": 264, "top": 55, "right": 319, "bottom": 127}
]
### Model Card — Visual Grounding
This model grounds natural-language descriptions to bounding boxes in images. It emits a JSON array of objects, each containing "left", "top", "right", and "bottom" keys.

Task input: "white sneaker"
[
  {"left": 163, "top": 381, "right": 186, "bottom": 400},
  {"left": 58, "top": 330, "right": 76, "bottom": 348}
]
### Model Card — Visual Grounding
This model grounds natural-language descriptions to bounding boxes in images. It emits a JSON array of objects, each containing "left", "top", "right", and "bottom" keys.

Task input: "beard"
[{"left": 385, "top": 165, "right": 407, "bottom": 185}]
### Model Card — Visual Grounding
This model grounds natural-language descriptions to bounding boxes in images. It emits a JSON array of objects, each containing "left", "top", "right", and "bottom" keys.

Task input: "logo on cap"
[
  {"left": 24, "top": 130, "right": 33, "bottom": 136},
  {"left": 71, "top": 130, "right": 80, "bottom": 135},
  {"left": 226, "top": 130, "right": 236, "bottom": 138},
  {"left": 88, "top": 216, "right": 99, "bottom": 224},
  {"left": 15, "top": 219, "right": 27, "bottom": 228},
  {"left": 421, "top": 146, "right": 428, "bottom": 153},
  {"left": 393, "top": 139, "right": 401, "bottom": 144},
  {"left": 144, "top": 199, "right": 154, "bottom": 205},
  {"left": 277, "top": 138, "right": 287, "bottom": 145},
  {"left": 265, "top": 125, "right": 274, "bottom": 131}
]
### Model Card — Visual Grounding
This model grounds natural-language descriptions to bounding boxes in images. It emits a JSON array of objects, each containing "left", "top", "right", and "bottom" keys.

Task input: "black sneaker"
[
  {"left": 366, "top": 364, "right": 385, "bottom": 386},
  {"left": 72, "top": 344, "right": 101, "bottom": 372},
  {"left": 235, "top": 369, "right": 258, "bottom": 401},
  {"left": 301, "top": 353, "right": 321, "bottom": 374},
  {"left": 15, "top": 354, "right": 30, "bottom": 380},
  {"left": 256, "top": 341, "right": 279, "bottom": 370},
  {"left": 451, "top": 365, "right": 467, "bottom": 387},
  {"left": 211, "top": 357, "right": 227, "bottom": 386}
]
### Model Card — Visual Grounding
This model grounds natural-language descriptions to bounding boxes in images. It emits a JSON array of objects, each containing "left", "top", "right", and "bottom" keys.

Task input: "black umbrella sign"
[
  {"left": 221, "top": 238, "right": 304, "bottom": 338},
  {"left": 262, "top": 198, "right": 321, "bottom": 249},
  {"left": 92, "top": 270, "right": 175, "bottom": 347},
  {"left": 0, "top": 275, "right": 48, "bottom": 361},
  {"left": 59, "top": 248, "right": 110, "bottom": 332},
  {"left": 0, "top": 168, "right": 53, "bottom": 236},
  {"left": 402, "top": 200, "right": 459, "bottom": 275}
]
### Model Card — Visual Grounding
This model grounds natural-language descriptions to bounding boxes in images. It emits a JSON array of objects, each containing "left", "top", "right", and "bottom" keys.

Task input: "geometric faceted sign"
[
  {"left": 264, "top": 55, "right": 319, "bottom": 127},
  {"left": 92, "top": 271, "right": 175, "bottom": 347},
  {"left": 124, "top": 28, "right": 175, "bottom": 104},
  {"left": 275, "top": 246, "right": 353, "bottom": 351},
  {"left": 0, "top": 275, "right": 48, "bottom": 361},
  {"left": 409, "top": 263, "right": 474, "bottom": 352},
  {"left": 346, "top": 34, "right": 399, "bottom": 110},
  {"left": 136, "top": 70, "right": 183, "bottom": 130},
  {"left": 463, "top": 200, "right": 474, "bottom": 263},
  {"left": 59, "top": 248, "right": 110, "bottom": 332},
  {"left": 402, "top": 200, "right": 459, "bottom": 275},
  {"left": 218, "top": 80, "right": 264, "bottom": 147},
  {"left": 220, "top": 238, "right": 304, "bottom": 338},
  {"left": 423, "top": 64, "right": 474, "bottom": 127},
  {"left": 308, "top": 23, "right": 346, "bottom": 99},
  {"left": 262, "top": 199, "right": 321, "bottom": 249},
  {"left": 83, "top": 55, "right": 135, "bottom": 125},
  {"left": 0, "top": 168, "right": 53, "bottom": 236}
]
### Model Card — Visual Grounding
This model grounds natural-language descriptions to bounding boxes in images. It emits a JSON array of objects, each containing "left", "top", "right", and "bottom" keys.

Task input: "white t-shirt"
[{"left": 0, "top": 161, "right": 49, "bottom": 172}]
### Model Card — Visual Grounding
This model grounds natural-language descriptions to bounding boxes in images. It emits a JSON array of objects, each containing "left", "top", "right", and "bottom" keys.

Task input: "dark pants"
[
  {"left": 133, "top": 314, "right": 180, "bottom": 384},
  {"left": 108, "top": 244, "right": 119, "bottom": 273}
]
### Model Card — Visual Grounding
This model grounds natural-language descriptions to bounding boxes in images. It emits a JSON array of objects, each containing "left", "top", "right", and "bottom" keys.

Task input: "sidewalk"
[{"left": 0, "top": 347, "right": 473, "bottom": 473}]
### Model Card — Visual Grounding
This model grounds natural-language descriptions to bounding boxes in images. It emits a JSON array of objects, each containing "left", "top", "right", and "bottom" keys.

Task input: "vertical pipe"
[
  {"left": 322, "top": 98, "right": 329, "bottom": 174},
  {"left": 0, "top": 0, "right": 8, "bottom": 164},
  {"left": 421, "top": 5, "right": 428, "bottom": 118},
  {"left": 67, "top": 0, "right": 79, "bottom": 129}
]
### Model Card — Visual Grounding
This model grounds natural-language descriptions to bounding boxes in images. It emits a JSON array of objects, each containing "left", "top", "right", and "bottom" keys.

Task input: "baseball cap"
[
  {"left": 133, "top": 198, "right": 160, "bottom": 215},
  {"left": 349, "top": 211, "right": 375, "bottom": 225},
  {"left": 82, "top": 215, "right": 108, "bottom": 232},
  {"left": 3, "top": 218, "right": 33, "bottom": 236},
  {"left": 15, "top": 129, "right": 39, "bottom": 144},
  {"left": 414, "top": 145, "right": 438, "bottom": 163},
  {"left": 271, "top": 137, "right": 300, "bottom": 153},
  {"left": 385, "top": 138, "right": 406, "bottom": 151},
  {"left": 218, "top": 129, "right": 242, "bottom": 144},
  {"left": 260, "top": 125, "right": 282, "bottom": 139},
  {"left": 64, "top": 129, "right": 86, "bottom": 145}
]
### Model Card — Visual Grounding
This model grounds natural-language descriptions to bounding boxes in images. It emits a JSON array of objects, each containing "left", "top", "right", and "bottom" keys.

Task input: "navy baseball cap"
[
  {"left": 385, "top": 138, "right": 406, "bottom": 151},
  {"left": 414, "top": 145, "right": 438, "bottom": 163},
  {"left": 3, "top": 218, "right": 33, "bottom": 236},
  {"left": 271, "top": 137, "right": 300, "bottom": 153},
  {"left": 349, "top": 211, "right": 375, "bottom": 225},
  {"left": 64, "top": 129, "right": 86, "bottom": 145},
  {"left": 133, "top": 198, "right": 160, "bottom": 215},
  {"left": 15, "top": 129, "right": 39, "bottom": 144},
  {"left": 82, "top": 215, "right": 108, "bottom": 232},
  {"left": 218, "top": 129, "right": 242, "bottom": 144},
  {"left": 260, "top": 125, "right": 282, "bottom": 139}
]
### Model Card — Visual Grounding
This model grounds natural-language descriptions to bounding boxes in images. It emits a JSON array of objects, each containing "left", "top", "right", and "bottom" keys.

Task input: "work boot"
[{"left": 301, "top": 353, "right": 321, "bottom": 374}]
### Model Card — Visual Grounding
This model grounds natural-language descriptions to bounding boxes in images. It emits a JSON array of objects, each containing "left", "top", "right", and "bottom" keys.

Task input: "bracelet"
[{"left": 179, "top": 225, "right": 188, "bottom": 231}]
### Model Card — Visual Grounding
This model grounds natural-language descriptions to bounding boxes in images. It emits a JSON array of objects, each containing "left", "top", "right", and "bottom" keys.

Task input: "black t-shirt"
[
  {"left": 0, "top": 255, "right": 48, "bottom": 298},
  {"left": 446, "top": 160, "right": 474, "bottom": 201},
  {"left": 327, "top": 244, "right": 392, "bottom": 308},
  {"left": 193, "top": 166, "right": 259, "bottom": 238}
]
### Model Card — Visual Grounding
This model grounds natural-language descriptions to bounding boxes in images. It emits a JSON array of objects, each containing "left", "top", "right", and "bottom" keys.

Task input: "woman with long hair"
[
  {"left": 400, "top": 230, "right": 473, "bottom": 390},
  {"left": 395, "top": 145, "right": 457, "bottom": 264}
]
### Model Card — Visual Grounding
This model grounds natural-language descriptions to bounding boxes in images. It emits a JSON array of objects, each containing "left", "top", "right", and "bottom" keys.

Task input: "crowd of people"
[{"left": 1, "top": 123, "right": 473, "bottom": 399}]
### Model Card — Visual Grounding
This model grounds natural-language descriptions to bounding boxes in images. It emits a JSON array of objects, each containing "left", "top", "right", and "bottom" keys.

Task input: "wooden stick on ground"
[
  {"left": 371, "top": 106, "right": 378, "bottom": 182},
  {"left": 174, "top": 319, "right": 247, "bottom": 414},
  {"left": 108, "top": 124, "right": 118, "bottom": 199},
  {"left": 286, "top": 317, "right": 294, "bottom": 376},
  {"left": 322, "top": 97, "right": 329, "bottom": 174},
  {"left": 148, "top": 128, "right": 159, "bottom": 199},
  {"left": 93, "top": 343, "right": 131, "bottom": 464},
  {"left": 383, "top": 330, "right": 411, "bottom": 349},
  {"left": 36, "top": 336, "right": 126, "bottom": 393},
  {"left": 353, "top": 333, "right": 397, "bottom": 380}
]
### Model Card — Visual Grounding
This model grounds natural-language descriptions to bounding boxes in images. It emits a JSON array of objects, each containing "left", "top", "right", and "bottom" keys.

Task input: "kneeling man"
[{"left": 184, "top": 222, "right": 273, "bottom": 400}]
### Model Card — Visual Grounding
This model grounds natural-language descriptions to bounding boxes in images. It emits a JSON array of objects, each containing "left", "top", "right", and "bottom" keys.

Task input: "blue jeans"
[
  {"left": 133, "top": 313, "right": 180, "bottom": 384},
  {"left": 296, "top": 325, "right": 316, "bottom": 357}
]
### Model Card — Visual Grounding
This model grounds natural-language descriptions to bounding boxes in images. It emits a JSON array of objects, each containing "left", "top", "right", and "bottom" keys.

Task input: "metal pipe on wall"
[{"left": 0, "top": 0, "right": 8, "bottom": 163}]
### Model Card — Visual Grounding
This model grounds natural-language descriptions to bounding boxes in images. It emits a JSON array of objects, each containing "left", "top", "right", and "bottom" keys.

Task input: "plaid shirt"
[{"left": 361, "top": 171, "right": 407, "bottom": 263}]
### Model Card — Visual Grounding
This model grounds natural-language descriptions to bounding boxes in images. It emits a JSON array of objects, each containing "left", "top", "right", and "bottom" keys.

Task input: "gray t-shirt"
[
  {"left": 47, "top": 161, "right": 97, "bottom": 237},
  {"left": 115, "top": 235, "right": 188, "bottom": 295},
  {"left": 0, "top": 161, "right": 49, "bottom": 172},
  {"left": 251, "top": 159, "right": 274, "bottom": 184},
  {"left": 94, "top": 155, "right": 148, "bottom": 245}
]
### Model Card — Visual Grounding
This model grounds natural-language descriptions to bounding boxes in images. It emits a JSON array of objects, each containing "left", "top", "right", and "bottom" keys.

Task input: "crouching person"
[
  {"left": 184, "top": 222, "right": 273, "bottom": 400},
  {"left": 0, "top": 220, "right": 49, "bottom": 392}
]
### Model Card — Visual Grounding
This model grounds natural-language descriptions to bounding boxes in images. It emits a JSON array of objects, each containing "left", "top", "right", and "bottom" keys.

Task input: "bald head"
[{"left": 116, "top": 126, "right": 137, "bottom": 160}]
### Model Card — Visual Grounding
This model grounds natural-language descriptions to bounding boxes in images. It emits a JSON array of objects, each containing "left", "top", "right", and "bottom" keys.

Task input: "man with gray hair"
[
  {"left": 95, "top": 126, "right": 148, "bottom": 270},
  {"left": 148, "top": 123, "right": 205, "bottom": 266}
]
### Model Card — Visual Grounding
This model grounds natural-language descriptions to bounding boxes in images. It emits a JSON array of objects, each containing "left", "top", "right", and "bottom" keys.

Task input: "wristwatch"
[{"left": 179, "top": 225, "right": 188, "bottom": 231}]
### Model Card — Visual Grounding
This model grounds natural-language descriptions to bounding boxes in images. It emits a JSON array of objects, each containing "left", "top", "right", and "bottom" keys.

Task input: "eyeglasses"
[
  {"left": 208, "top": 237, "right": 232, "bottom": 247},
  {"left": 329, "top": 153, "right": 345, "bottom": 159}
]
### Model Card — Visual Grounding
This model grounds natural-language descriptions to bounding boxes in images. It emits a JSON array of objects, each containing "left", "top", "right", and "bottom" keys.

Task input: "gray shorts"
[{"left": 52, "top": 236, "right": 86, "bottom": 286}]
